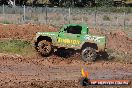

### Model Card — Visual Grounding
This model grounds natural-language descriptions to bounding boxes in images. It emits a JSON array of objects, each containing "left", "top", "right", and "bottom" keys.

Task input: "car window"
[{"left": 65, "top": 26, "right": 82, "bottom": 34}]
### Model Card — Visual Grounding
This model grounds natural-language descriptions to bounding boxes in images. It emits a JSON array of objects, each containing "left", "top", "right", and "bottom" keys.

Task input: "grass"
[
  {"left": 71, "top": 6, "right": 132, "bottom": 13},
  {"left": 0, "top": 20, "right": 12, "bottom": 24},
  {"left": 96, "top": 6, "right": 132, "bottom": 13},
  {"left": 0, "top": 40, "right": 35, "bottom": 56}
]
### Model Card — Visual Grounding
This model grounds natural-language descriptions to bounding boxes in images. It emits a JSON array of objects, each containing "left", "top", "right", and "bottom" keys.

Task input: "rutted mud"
[
  {"left": 0, "top": 53, "right": 131, "bottom": 87},
  {"left": 0, "top": 23, "right": 57, "bottom": 41},
  {"left": 0, "top": 24, "right": 132, "bottom": 87},
  {"left": 89, "top": 28, "right": 132, "bottom": 54}
]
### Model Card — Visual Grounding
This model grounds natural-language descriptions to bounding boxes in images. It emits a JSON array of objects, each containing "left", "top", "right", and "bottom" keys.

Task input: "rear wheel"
[
  {"left": 81, "top": 47, "right": 97, "bottom": 62},
  {"left": 37, "top": 40, "right": 52, "bottom": 56}
]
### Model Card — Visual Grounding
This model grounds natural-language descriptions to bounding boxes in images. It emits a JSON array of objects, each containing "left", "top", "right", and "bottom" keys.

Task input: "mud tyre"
[
  {"left": 37, "top": 40, "right": 52, "bottom": 56},
  {"left": 81, "top": 47, "right": 97, "bottom": 62}
]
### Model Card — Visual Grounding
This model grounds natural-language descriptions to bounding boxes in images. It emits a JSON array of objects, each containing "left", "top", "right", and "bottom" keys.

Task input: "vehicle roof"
[{"left": 64, "top": 23, "right": 88, "bottom": 27}]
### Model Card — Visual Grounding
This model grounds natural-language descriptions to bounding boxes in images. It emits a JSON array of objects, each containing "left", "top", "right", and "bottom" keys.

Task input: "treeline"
[{"left": 0, "top": 0, "right": 131, "bottom": 7}]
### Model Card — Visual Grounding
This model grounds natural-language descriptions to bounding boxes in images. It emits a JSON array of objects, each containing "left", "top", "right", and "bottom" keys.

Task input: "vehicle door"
[{"left": 57, "top": 25, "right": 82, "bottom": 48}]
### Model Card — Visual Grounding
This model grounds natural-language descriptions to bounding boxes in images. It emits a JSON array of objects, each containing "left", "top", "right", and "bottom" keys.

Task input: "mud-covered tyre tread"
[
  {"left": 37, "top": 40, "right": 52, "bottom": 56},
  {"left": 81, "top": 47, "right": 97, "bottom": 62}
]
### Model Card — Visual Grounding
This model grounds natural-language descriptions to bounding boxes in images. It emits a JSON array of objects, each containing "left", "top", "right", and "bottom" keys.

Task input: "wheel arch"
[
  {"left": 35, "top": 36, "right": 52, "bottom": 47},
  {"left": 81, "top": 42, "right": 98, "bottom": 50}
]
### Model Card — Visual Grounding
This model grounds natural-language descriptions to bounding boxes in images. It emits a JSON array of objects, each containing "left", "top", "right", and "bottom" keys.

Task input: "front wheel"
[
  {"left": 81, "top": 47, "right": 97, "bottom": 62},
  {"left": 37, "top": 40, "right": 52, "bottom": 56}
]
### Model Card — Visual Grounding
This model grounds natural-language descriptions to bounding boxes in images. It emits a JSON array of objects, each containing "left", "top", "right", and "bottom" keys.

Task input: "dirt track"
[
  {"left": 0, "top": 53, "right": 131, "bottom": 87},
  {"left": 0, "top": 24, "right": 132, "bottom": 87}
]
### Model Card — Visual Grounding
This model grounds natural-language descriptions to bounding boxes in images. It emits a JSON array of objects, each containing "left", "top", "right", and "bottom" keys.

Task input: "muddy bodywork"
[{"left": 34, "top": 24, "right": 106, "bottom": 51}]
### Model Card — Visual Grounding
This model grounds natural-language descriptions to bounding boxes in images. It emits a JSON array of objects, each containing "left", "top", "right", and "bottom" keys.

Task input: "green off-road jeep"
[{"left": 34, "top": 24, "right": 107, "bottom": 61}]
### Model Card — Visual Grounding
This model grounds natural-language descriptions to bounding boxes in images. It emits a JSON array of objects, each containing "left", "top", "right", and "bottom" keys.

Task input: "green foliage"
[
  {"left": 0, "top": 40, "right": 35, "bottom": 56},
  {"left": 96, "top": 0, "right": 113, "bottom": 7}
]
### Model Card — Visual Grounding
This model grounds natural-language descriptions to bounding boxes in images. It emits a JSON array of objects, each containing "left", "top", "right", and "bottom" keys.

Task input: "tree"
[{"left": 96, "top": 0, "right": 113, "bottom": 6}]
